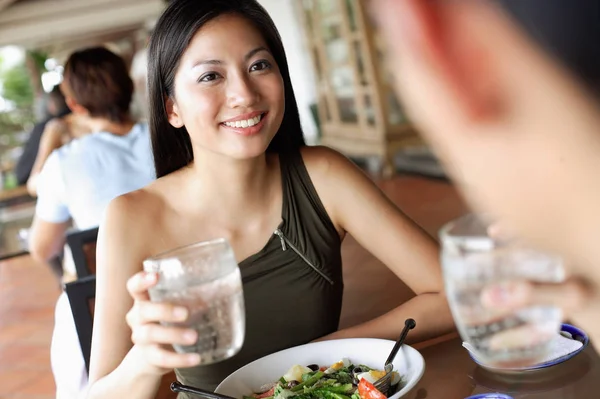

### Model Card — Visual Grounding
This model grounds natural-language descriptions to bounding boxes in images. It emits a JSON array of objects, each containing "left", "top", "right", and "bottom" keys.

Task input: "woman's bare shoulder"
[{"left": 105, "top": 179, "right": 169, "bottom": 229}]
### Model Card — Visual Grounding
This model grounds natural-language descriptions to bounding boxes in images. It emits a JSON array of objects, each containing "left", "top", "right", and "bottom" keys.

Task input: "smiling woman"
[{"left": 86, "top": 1, "right": 455, "bottom": 398}]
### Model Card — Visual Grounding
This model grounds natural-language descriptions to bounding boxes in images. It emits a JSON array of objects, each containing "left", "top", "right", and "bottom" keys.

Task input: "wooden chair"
[
  {"left": 65, "top": 275, "right": 96, "bottom": 373},
  {"left": 66, "top": 227, "right": 99, "bottom": 278}
]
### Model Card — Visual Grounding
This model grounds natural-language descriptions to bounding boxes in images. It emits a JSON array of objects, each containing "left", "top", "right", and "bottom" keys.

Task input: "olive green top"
[{"left": 175, "top": 150, "right": 344, "bottom": 396}]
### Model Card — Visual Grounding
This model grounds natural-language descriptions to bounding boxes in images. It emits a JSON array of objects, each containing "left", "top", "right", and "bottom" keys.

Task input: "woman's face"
[{"left": 167, "top": 13, "right": 285, "bottom": 159}]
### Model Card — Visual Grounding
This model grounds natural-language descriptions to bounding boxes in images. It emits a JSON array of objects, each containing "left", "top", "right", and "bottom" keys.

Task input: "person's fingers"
[
  {"left": 143, "top": 344, "right": 201, "bottom": 369},
  {"left": 131, "top": 324, "right": 197, "bottom": 346},
  {"left": 487, "top": 323, "right": 557, "bottom": 351},
  {"left": 125, "top": 302, "right": 188, "bottom": 328},
  {"left": 487, "top": 222, "right": 514, "bottom": 241},
  {"left": 481, "top": 277, "right": 592, "bottom": 315},
  {"left": 126, "top": 271, "right": 157, "bottom": 302}
]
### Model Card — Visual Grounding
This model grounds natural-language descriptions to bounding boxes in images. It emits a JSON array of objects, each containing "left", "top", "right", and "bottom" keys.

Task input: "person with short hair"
[{"left": 27, "top": 46, "right": 155, "bottom": 399}]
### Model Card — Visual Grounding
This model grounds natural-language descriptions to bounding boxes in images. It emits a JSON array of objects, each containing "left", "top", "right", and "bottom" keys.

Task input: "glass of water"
[
  {"left": 440, "top": 214, "right": 565, "bottom": 368},
  {"left": 143, "top": 238, "right": 245, "bottom": 365}
]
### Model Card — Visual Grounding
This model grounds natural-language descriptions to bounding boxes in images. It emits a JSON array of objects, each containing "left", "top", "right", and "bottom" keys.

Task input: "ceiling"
[{"left": 0, "top": 0, "right": 165, "bottom": 54}]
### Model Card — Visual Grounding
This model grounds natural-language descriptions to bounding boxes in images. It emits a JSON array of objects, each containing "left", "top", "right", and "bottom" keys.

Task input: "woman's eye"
[
  {"left": 199, "top": 73, "right": 220, "bottom": 83},
  {"left": 250, "top": 60, "right": 271, "bottom": 72}
]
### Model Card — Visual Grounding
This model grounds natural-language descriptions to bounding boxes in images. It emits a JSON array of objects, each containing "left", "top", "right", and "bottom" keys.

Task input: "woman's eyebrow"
[{"left": 191, "top": 46, "right": 270, "bottom": 68}]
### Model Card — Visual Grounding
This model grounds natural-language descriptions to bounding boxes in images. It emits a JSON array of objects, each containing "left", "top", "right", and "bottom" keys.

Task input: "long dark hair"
[{"left": 148, "top": 0, "right": 306, "bottom": 178}]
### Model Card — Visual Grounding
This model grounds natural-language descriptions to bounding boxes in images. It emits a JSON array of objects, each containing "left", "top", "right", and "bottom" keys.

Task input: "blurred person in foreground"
[
  {"left": 28, "top": 46, "right": 155, "bottom": 398},
  {"left": 371, "top": 0, "right": 600, "bottom": 346},
  {"left": 14, "top": 86, "right": 70, "bottom": 186}
]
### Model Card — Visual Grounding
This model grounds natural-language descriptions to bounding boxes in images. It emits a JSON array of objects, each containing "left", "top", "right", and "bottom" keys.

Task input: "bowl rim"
[{"left": 215, "top": 337, "right": 426, "bottom": 399}]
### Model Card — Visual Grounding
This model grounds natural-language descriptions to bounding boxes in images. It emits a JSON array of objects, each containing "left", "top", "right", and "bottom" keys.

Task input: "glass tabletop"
[
  {"left": 0, "top": 200, "right": 35, "bottom": 260},
  {"left": 415, "top": 336, "right": 599, "bottom": 398}
]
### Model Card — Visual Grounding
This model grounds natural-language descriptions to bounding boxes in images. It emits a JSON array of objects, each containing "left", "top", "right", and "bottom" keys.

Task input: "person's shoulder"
[
  {"left": 299, "top": 145, "right": 355, "bottom": 178},
  {"left": 44, "top": 117, "right": 68, "bottom": 132},
  {"left": 135, "top": 122, "right": 150, "bottom": 136},
  {"left": 105, "top": 173, "right": 176, "bottom": 223},
  {"left": 103, "top": 182, "right": 165, "bottom": 238}
]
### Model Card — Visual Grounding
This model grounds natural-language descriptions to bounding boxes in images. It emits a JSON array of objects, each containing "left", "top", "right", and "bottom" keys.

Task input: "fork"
[{"left": 373, "top": 318, "right": 416, "bottom": 394}]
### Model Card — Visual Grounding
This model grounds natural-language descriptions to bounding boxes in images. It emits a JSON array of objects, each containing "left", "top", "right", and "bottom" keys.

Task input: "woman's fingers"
[
  {"left": 126, "top": 271, "right": 158, "bottom": 302},
  {"left": 143, "top": 344, "right": 202, "bottom": 369},
  {"left": 126, "top": 301, "right": 189, "bottom": 328},
  {"left": 132, "top": 324, "right": 197, "bottom": 346}
]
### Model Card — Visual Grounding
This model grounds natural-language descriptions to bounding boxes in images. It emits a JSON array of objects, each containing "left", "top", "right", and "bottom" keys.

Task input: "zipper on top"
[{"left": 273, "top": 229, "right": 334, "bottom": 285}]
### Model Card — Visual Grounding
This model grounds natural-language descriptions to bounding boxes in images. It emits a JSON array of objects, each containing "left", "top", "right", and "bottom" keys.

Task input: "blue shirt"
[{"left": 36, "top": 123, "right": 155, "bottom": 229}]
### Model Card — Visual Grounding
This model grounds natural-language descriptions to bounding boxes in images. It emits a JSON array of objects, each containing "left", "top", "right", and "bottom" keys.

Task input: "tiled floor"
[
  {"left": 0, "top": 175, "right": 467, "bottom": 398},
  {"left": 0, "top": 255, "right": 60, "bottom": 399}
]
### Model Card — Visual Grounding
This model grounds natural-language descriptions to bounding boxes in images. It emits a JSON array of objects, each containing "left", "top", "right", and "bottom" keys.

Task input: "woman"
[
  {"left": 87, "top": 1, "right": 454, "bottom": 397},
  {"left": 26, "top": 111, "right": 91, "bottom": 197},
  {"left": 371, "top": 0, "right": 600, "bottom": 346}
]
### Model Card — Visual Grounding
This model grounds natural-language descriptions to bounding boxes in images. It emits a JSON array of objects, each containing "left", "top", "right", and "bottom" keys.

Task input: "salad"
[{"left": 245, "top": 358, "right": 403, "bottom": 399}]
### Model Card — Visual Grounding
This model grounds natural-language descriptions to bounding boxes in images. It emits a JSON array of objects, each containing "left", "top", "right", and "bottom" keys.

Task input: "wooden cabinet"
[{"left": 298, "top": 0, "right": 422, "bottom": 176}]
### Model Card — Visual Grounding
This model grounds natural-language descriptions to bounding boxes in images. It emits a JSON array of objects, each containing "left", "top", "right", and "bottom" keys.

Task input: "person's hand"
[
  {"left": 125, "top": 271, "right": 201, "bottom": 375},
  {"left": 481, "top": 277, "right": 599, "bottom": 349}
]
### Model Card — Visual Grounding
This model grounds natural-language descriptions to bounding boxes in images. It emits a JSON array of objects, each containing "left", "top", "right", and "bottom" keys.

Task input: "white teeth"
[{"left": 224, "top": 114, "right": 262, "bottom": 128}]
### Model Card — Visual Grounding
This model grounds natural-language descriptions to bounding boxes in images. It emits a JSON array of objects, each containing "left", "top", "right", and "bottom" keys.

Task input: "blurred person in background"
[
  {"left": 372, "top": 0, "right": 600, "bottom": 346},
  {"left": 14, "top": 85, "right": 70, "bottom": 186},
  {"left": 26, "top": 100, "right": 91, "bottom": 196},
  {"left": 27, "top": 46, "right": 155, "bottom": 399}
]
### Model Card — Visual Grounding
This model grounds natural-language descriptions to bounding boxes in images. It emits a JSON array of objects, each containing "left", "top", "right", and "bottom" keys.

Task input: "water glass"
[
  {"left": 440, "top": 214, "right": 565, "bottom": 368},
  {"left": 143, "top": 238, "right": 245, "bottom": 365}
]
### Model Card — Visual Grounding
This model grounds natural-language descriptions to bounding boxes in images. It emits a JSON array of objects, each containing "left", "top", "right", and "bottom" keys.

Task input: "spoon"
[
  {"left": 373, "top": 318, "right": 416, "bottom": 394},
  {"left": 171, "top": 381, "right": 237, "bottom": 399}
]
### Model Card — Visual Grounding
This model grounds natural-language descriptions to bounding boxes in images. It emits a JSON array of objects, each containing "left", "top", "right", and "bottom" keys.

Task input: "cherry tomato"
[{"left": 358, "top": 378, "right": 386, "bottom": 399}]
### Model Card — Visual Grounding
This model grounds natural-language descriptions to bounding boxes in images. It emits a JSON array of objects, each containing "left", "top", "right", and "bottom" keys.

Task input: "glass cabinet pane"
[
  {"left": 353, "top": 40, "right": 367, "bottom": 85},
  {"left": 338, "top": 98, "right": 358, "bottom": 123},
  {"left": 387, "top": 92, "right": 405, "bottom": 125},
  {"left": 330, "top": 67, "right": 358, "bottom": 123},
  {"left": 344, "top": 0, "right": 358, "bottom": 31},
  {"left": 317, "top": 0, "right": 336, "bottom": 15},
  {"left": 302, "top": 0, "right": 314, "bottom": 34},
  {"left": 364, "top": 95, "right": 376, "bottom": 126}
]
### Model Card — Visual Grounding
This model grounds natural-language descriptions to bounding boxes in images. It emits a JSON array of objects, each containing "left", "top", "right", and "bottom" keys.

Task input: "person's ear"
[
  {"left": 66, "top": 97, "right": 89, "bottom": 115},
  {"left": 165, "top": 96, "right": 184, "bottom": 128},
  {"left": 372, "top": 0, "right": 504, "bottom": 120}
]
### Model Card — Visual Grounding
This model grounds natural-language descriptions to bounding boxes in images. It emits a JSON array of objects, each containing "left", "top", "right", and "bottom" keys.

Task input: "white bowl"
[{"left": 215, "top": 338, "right": 426, "bottom": 399}]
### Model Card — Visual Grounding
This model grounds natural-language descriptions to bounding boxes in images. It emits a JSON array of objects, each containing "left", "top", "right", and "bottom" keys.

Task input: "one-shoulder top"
[{"left": 175, "top": 150, "right": 344, "bottom": 396}]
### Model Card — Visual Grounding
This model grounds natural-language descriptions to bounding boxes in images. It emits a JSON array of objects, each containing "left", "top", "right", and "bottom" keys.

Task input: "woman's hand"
[{"left": 125, "top": 271, "right": 202, "bottom": 375}]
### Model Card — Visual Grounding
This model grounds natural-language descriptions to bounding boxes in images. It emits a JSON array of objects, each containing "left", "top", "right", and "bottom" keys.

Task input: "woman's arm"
[
  {"left": 88, "top": 192, "right": 201, "bottom": 399},
  {"left": 302, "top": 146, "right": 455, "bottom": 343},
  {"left": 87, "top": 195, "right": 163, "bottom": 399},
  {"left": 27, "top": 119, "right": 67, "bottom": 196}
]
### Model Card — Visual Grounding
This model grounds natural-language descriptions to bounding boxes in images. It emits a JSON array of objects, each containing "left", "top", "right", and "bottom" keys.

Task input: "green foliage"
[
  {"left": 0, "top": 50, "right": 43, "bottom": 168},
  {"left": 27, "top": 50, "right": 48, "bottom": 74},
  {"left": 1, "top": 64, "right": 34, "bottom": 108}
]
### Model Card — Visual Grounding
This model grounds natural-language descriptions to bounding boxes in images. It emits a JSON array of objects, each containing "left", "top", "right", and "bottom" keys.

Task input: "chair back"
[
  {"left": 66, "top": 227, "right": 99, "bottom": 278},
  {"left": 65, "top": 275, "right": 96, "bottom": 373}
]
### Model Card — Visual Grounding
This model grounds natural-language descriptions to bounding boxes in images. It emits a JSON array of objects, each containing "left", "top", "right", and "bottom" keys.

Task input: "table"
[
  {"left": 412, "top": 336, "right": 599, "bottom": 398},
  {"left": 0, "top": 199, "right": 35, "bottom": 260},
  {"left": 0, "top": 185, "right": 31, "bottom": 206}
]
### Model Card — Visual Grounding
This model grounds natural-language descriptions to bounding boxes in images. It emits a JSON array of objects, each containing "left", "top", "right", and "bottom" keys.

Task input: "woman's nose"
[{"left": 226, "top": 75, "right": 260, "bottom": 108}]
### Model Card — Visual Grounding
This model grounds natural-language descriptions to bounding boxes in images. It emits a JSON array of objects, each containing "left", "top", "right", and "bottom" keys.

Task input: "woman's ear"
[{"left": 165, "top": 96, "right": 184, "bottom": 128}]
